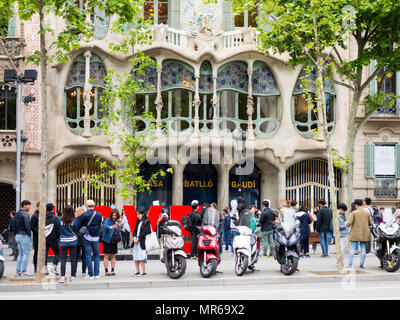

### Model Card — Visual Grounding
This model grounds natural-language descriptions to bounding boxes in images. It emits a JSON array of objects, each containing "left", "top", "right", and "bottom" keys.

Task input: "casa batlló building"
[{"left": 0, "top": 0, "right": 399, "bottom": 234}]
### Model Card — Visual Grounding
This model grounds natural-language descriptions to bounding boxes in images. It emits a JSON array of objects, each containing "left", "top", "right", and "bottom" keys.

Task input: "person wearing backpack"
[
  {"left": 58, "top": 205, "right": 78, "bottom": 283},
  {"left": 73, "top": 207, "right": 87, "bottom": 277},
  {"left": 78, "top": 200, "right": 103, "bottom": 279},
  {"left": 14, "top": 200, "right": 33, "bottom": 277},
  {"left": 44, "top": 203, "right": 61, "bottom": 275},
  {"left": 188, "top": 200, "right": 202, "bottom": 259},
  {"left": 102, "top": 208, "right": 122, "bottom": 276}
]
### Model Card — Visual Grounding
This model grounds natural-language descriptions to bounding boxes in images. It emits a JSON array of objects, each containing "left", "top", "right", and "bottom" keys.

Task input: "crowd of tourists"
[{"left": 6, "top": 197, "right": 400, "bottom": 281}]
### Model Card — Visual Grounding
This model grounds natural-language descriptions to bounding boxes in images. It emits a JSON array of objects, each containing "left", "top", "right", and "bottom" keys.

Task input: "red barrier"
[{"left": 48, "top": 205, "right": 201, "bottom": 256}]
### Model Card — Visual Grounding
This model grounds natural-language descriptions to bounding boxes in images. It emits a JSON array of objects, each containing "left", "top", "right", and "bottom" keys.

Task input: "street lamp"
[{"left": 4, "top": 69, "right": 37, "bottom": 212}]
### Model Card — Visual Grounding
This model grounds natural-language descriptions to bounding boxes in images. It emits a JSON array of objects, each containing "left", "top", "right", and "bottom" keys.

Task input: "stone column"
[
  {"left": 277, "top": 166, "right": 286, "bottom": 208},
  {"left": 192, "top": 74, "right": 201, "bottom": 137},
  {"left": 172, "top": 163, "right": 184, "bottom": 205},
  {"left": 115, "top": 176, "right": 124, "bottom": 211},
  {"left": 155, "top": 64, "right": 163, "bottom": 136},
  {"left": 47, "top": 168, "right": 57, "bottom": 205},
  {"left": 210, "top": 75, "right": 219, "bottom": 136},
  {"left": 218, "top": 163, "right": 230, "bottom": 210},
  {"left": 82, "top": 50, "right": 93, "bottom": 138},
  {"left": 246, "top": 63, "right": 255, "bottom": 140}
]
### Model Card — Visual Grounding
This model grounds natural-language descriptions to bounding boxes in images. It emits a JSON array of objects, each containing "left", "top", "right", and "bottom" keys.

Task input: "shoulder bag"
[
  {"left": 145, "top": 220, "right": 160, "bottom": 252},
  {"left": 78, "top": 211, "right": 96, "bottom": 237}
]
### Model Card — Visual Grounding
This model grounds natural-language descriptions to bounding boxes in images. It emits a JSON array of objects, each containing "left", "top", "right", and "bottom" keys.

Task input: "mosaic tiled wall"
[{"left": 23, "top": 14, "right": 40, "bottom": 152}]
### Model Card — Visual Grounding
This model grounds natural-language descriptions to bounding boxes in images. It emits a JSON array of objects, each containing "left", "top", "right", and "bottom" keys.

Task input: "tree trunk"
[
  {"left": 315, "top": 59, "right": 343, "bottom": 272},
  {"left": 36, "top": 0, "right": 48, "bottom": 278}
]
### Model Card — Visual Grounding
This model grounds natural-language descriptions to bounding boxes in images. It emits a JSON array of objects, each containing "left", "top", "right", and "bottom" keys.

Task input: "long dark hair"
[
  {"left": 109, "top": 208, "right": 120, "bottom": 221},
  {"left": 137, "top": 208, "right": 147, "bottom": 220},
  {"left": 62, "top": 205, "right": 75, "bottom": 225}
]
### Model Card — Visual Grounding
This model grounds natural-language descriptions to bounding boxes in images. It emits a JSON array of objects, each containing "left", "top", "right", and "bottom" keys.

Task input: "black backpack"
[{"left": 181, "top": 215, "right": 193, "bottom": 232}]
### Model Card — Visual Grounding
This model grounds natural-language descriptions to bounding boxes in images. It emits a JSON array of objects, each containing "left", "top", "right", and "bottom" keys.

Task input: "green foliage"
[{"left": 87, "top": 32, "right": 173, "bottom": 204}]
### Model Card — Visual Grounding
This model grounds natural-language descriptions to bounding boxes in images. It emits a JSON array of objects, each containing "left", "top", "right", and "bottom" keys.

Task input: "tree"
[
  {"left": 87, "top": 15, "right": 173, "bottom": 207},
  {"left": 1, "top": 0, "right": 147, "bottom": 278},
  {"left": 232, "top": 0, "right": 400, "bottom": 271}
]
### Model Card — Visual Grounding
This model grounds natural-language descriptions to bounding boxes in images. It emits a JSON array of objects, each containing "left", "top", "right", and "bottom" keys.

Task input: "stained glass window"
[
  {"left": 217, "top": 62, "right": 248, "bottom": 94},
  {"left": 161, "top": 60, "right": 195, "bottom": 90}
]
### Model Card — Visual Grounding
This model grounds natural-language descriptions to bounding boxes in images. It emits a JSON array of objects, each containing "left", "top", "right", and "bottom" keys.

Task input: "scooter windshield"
[
  {"left": 383, "top": 208, "right": 395, "bottom": 225},
  {"left": 280, "top": 208, "right": 296, "bottom": 238}
]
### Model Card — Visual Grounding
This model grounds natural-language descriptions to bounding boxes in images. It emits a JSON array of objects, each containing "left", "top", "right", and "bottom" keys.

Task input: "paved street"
[
  {"left": 1, "top": 243, "right": 400, "bottom": 300},
  {"left": 1, "top": 281, "right": 400, "bottom": 300}
]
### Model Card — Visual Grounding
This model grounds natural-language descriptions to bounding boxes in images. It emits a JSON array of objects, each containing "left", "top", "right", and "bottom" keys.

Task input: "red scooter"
[{"left": 197, "top": 225, "right": 221, "bottom": 278}]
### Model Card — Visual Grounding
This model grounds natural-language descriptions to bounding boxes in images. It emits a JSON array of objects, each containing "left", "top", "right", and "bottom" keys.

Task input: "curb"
[{"left": 1, "top": 271, "right": 399, "bottom": 293}]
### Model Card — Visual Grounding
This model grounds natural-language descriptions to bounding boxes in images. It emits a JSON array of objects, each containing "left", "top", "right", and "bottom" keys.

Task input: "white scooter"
[{"left": 232, "top": 226, "right": 259, "bottom": 276}]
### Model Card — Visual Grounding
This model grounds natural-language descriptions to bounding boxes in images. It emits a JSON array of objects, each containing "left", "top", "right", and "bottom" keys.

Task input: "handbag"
[
  {"left": 145, "top": 222, "right": 160, "bottom": 252},
  {"left": 79, "top": 211, "right": 96, "bottom": 237},
  {"left": 111, "top": 230, "right": 122, "bottom": 244}
]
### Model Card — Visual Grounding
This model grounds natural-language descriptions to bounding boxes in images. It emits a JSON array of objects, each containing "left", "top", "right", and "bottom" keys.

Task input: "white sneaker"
[
  {"left": 58, "top": 277, "right": 65, "bottom": 283},
  {"left": 22, "top": 272, "right": 33, "bottom": 277},
  {"left": 50, "top": 265, "right": 59, "bottom": 275},
  {"left": 94, "top": 275, "right": 100, "bottom": 279},
  {"left": 85, "top": 275, "right": 94, "bottom": 280}
]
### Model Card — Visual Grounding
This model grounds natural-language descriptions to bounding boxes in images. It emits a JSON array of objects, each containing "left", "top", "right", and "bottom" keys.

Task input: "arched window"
[
  {"left": 128, "top": 60, "right": 158, "bottom": 132},
  {"left": 217, "top": 62, "right": 249, "bottom": 133},
  {"left": 292, "top": 66, "right": 336, "bottom": 138},
  {"left": 161, "top": 60, "right": 195, "bottom": 134},
  {"left": 252, "top": 61, "right": 281, "bottom": 137},
  {"left": 56, "top": 154, "right": 115, "bottom": 210},
  {"left": 64, "top": 54, "right": 107, "bottom": 135},
  {"left": 285, "top": 158, "right": 341, "bottom": 209},
  {"left": 199, "top": 61, "right": 213, "bottom": 132}
]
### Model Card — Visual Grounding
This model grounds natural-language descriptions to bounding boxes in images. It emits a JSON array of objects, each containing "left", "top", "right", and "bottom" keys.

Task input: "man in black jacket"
[
  {"left": 188, "top": 200, "right": 202, "bottom": 259},
  {"left": 259, "top": 200, "right": 276, "bottom": 257},
  {"left": 44, "top": 203, "right": 61, "bottom": 275},
  {"left": 316, "top": 199, "right": 333, "bottom": 257},
  {"left": 30, "top": 203, "right": 39, "bottom": 273}
]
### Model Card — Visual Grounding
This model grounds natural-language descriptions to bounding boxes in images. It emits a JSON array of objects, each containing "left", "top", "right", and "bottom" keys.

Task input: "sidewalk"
[{"left": 1, "top": 245, "right": 399, "bottom": 292}]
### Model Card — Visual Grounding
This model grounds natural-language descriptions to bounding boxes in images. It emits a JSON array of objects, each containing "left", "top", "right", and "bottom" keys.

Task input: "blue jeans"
[
  {"left": 223, "top": 229, "right": 232, "bottom": 251},
  {"left": 319, "top": 231, "right": 332, "bottom": 256},
  {"left": 15, "top": 234, "right": 31, "bottom": 273},
  {"left": 83, "top": 238, "right": 100, "bottom": 277},
  {"left": 231, "top": 230, "right": 239, "bottom": 254},
  {"left": 348, "top": 241, "right": 366, "bottom": 266}
]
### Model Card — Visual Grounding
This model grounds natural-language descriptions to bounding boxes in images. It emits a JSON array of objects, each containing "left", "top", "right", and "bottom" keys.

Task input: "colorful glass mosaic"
[
  {"left": 161, "top": 61, "right": 196, "bottom": 90},
  {"left": 66, "top": 59, "right": 86, "bottom": 87},
  {"left": 66, "top": 54, "right": 107, "bottom": 87},
  {"left": 252, "top": 63, "right": 279, "bottom": 96},
  {"left": 217, "top": 63, "right": 248, "bottom": 93},
  {"left": 199, "top": 61, "right": 213, "bottom": 93},
  {"left": 293, "top": 65, "right": 335, "bottom": 94},
  {"left": 134, "top": 65, "right": 158, "bottom": 92}
]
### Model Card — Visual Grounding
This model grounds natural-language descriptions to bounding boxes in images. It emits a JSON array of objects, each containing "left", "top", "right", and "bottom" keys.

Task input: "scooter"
[
  {"left": 197, "top": 225, "right": 221, "bottom": 278},
  {"left": 232, "top": 226, "right": 259, "bottom": 276},
  {"left": 372, "top": 221, "right": 400, "bottom": 272},
  {"left": 0, "top": 231, "right": 5, "bottom": 279},
  {"left": 273, "top": 209, "right": 301, "bottom": 276},
  {"left": 158, "top": 219, "right": 187, "bottom": 279}
]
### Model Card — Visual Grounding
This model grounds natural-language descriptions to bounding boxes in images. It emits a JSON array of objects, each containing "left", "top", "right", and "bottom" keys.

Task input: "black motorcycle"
[{"left": 273, "top": 208, "right": 301, "bottom": 276}]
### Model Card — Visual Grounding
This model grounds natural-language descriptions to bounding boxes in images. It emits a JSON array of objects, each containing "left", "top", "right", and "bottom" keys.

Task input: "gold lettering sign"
[
  {"left": 231, "top": 180, "right": 257, "bottom": 189},
  {"left": 183, "top": 180, "right": 214, "bottom": 188}
]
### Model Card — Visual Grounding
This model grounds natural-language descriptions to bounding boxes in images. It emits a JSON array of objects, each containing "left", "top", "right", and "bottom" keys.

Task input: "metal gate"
[
  {"left": 0, "top": 183, "right": 16, "bottom": 242},
  {"left": 56, "top": 154, "right": 115, "bottom": 211},
  {"left": 285, "top": 158, "right": 341, "bottom": 210}
]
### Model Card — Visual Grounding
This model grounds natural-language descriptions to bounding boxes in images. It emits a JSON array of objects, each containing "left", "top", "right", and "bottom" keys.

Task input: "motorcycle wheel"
[
  {"left": 0, "top": 261, "right": 4, "bottom": 279},
  {"left": 200, "top": 259, "right": 217, "bottom": 278},
  {"left": 281, "top": 256, "right": 299, "bottom": 276},
  {"left": 166, "top": 255, "right": 187, "bottom": 279},
  {"left": 235, "top": 253, "right": 248, "bottom": 276},
  {"left": 382, "top": 249, "right": 400, "bottom": 273}
]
